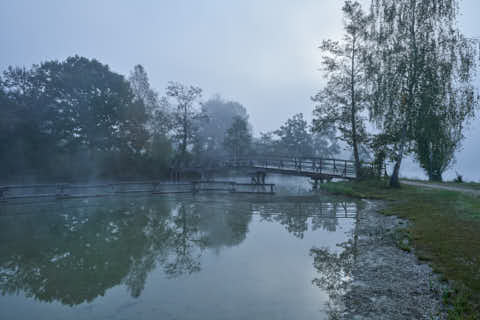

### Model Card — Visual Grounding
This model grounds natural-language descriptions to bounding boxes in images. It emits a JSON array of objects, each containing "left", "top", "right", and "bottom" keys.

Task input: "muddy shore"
[{"left": 341, "top": 200, "right": 448, "bottom": 320}]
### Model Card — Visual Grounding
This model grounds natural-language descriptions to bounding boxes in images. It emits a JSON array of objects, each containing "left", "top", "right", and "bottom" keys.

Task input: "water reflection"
[
  {"left": 0, "top": 193, "right": 359, "bottom": 318},
  {"left": 310, "top": 215, "right": 359, "bottom": 319}
]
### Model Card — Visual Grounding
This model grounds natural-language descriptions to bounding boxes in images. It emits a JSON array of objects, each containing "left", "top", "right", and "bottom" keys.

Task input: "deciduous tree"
[
  {"left": 312, "top": 1, "right": 370, "bottom": 176},
  {"left": 165, "top": 82, "right": 202, "bottom": 166},
  {"left": 367, "top": 0, "right": 478, "bottom": 186},
  {"left": 223, "top": 116, "right": 252, "bottom": 160}
]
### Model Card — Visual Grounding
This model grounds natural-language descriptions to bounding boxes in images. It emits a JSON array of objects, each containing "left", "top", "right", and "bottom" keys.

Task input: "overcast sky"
[{"left": 1, "top": 0, "right": 479, "bottom": 180}]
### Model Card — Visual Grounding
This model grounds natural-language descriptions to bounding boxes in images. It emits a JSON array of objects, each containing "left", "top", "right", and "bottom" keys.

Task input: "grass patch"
[{"left": 320, "top": 179, "right": 480, "bottom": 318}]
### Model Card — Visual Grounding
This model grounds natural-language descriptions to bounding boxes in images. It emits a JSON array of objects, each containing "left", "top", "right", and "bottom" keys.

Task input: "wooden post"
[
  {"left": 56, "top": 184, "right": 67, "bottom": 199},
  {"left": 0, "top": 187, "right": 7, "bottom": 202},
  {"left": 192, "top": 181, "right": 197, "bottom": 194}
]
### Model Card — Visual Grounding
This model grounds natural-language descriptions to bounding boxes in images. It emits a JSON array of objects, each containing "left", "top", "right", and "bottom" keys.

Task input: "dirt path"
[{"left": 402, "top": 180, "right": 480, "bottom": 197}]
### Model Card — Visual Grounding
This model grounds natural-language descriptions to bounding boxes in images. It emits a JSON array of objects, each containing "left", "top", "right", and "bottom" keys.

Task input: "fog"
[{"left": 1, "top": 0, "right": 479, "bottom": 181}]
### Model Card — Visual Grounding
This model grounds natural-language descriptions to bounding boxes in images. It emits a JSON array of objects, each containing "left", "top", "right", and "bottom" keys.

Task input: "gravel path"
[
  {"left": 341, "top": 201, "right": 448, "bottom": 320},
  {"left": 402, "top": 180, "right": 480, "bottom": 197}
]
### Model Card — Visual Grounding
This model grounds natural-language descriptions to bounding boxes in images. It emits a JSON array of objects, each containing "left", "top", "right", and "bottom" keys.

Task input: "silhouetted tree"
[
  {"left": 194, "top": 95, "right": 250, "bottom": 163},
  {"left": 165, "top": 82, "right": 202, "bottom": 167},
  {"left": 312, "top": 1, "right": 370, "bottom": 176},
  {"left": 275, "top": 113, "right": 313, "bottom": 156},
  {"left": 0, "top": 56, "right": 150, "bottom": 180},
  {"left": 367, "top": 0, "right": 479, "bottom": 186},
  {"left": 223, "top": 116, "right": 252, "bottom": 160}
]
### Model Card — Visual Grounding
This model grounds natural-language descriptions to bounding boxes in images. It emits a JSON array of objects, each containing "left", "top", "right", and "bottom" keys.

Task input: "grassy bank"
[{"left": 320, "top": 180, "right": 480, "bottom": 319}]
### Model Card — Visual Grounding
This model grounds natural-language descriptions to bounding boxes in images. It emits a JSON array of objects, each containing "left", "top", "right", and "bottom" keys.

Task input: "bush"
[{"left": 453, "top": 172, "right": 463, "bottom": 183}]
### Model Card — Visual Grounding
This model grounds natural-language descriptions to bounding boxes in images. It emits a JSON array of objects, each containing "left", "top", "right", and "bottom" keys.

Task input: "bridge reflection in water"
[{"left": 0, "top": 191, "right": 360, "bottom": 320}]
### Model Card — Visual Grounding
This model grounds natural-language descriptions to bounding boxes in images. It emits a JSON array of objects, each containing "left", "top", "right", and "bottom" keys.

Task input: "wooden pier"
[{"left": 0, "top": 181, "right": 275, "bottom": 203}]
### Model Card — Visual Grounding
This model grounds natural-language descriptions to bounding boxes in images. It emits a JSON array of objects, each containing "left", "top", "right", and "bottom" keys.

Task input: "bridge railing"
[
  {"left": 222, "top": 157, "right": 358, "bottom": 178},
  {"left": 171, "top": 156, "right": 385, "bottom": 180}
]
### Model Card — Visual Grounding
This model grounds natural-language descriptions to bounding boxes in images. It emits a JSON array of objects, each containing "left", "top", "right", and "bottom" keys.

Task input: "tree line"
[
  {"left": 312, "top": 0, "right": 479, "bottom": 186},
  {"left": 0, "top": 57, "right": 339, "bottom": 182}
]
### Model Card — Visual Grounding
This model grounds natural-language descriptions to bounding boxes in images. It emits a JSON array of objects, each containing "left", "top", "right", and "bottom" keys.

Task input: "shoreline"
[{"left": 341, "top": 200, "right": 447, "bottom": 319}]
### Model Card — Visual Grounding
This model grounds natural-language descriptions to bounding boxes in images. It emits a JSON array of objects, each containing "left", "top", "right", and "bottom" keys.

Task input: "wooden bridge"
[
  {"left": 175, "top": 156, "right": 367, "bottom": 183},
  {"left": 0, "top": 181, "right": 275, "bottom": 203}
]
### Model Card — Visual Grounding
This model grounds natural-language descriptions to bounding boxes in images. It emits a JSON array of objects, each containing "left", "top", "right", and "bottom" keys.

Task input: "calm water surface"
[{"left": 0, "top": 178, "right": 359, "bottom": 320}]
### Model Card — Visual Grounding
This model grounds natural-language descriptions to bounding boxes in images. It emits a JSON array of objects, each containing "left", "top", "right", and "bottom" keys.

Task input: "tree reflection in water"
[
  {"left": 310, "top": 212, "right": 359, "bottom": 319},
  {"left": 0, "top": 196, "right": 253, "bottom": 305},
  {"left": 0, "top": 194, "right": 358, "bottom": 310}
]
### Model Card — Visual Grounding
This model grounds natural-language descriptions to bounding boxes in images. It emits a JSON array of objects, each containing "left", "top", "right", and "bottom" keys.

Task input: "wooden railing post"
[
  {"left": 192, "top": 181, "right": 198, "bottom": 194},
  {"left": 0, "top": 187, "right": 7, "bottom": 202}
]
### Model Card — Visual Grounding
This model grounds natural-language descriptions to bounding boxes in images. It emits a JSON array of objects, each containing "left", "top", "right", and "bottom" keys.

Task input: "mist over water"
[{"left": 0, "top": 176, "right": 359, "bottom": 320}]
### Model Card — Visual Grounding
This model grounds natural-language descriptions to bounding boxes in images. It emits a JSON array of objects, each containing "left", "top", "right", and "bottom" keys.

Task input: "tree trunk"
[
  {"left": 389, "top": 159, "right": 402, "bottom": 188},
  {"left": 352, "top": 134, "right": 361, "bottom": 178},
  {"left": 390, "top": 124, "right": 408, "bottom": 188},
  {"left": 350, "top": 35, "right": 362, "bottom": 179},
  {"left": 389, "top": 0, "right": 418, "bottom": 189},
  {"left": 429, "top": 171, "right": 442, "bottom": 182}
]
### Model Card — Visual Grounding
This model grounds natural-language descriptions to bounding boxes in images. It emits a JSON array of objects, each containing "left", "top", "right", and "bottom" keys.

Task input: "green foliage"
[
  {"left": 312, "top": 1, "right": 370, "bottom": 173},
  {"left": 0, "top": 56, "right": 153, "bottom": 181},
  {"left": 366, "top": 0, "right": 479, "bottom": 186},
  {"left": 223, "top": 116, "right": 252, "bottom": 159},
  {"left": 453, "top": 172, "right": 463, "bottom": 184},
  {"left": 274, "top": 113, "right": 313, "bottom": 156},
  {"left": 193, "top": 95, "right": 250, "bottom": 164},
  {"left": 165, "top": 81, "right": 202, "bottom": 167},
  {"left": 253, "top": 113, "right": 339, "bottom": 158},
  {"left": 320, "top": 180, "right": 480, "bottom": 317}
]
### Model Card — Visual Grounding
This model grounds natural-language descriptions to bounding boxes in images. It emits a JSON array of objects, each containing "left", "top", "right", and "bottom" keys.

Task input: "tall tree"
[
  {"left": 223, "top": 116, "right": 252, "bottom": 160},
  {"left": 252, "top": 132, "right": 278, "bottom": 156},
  {"left": 193, "top": 96, "right": 249, "bottom": 162},
  {"left": 0, "top": 56, "right": 149, "bottom": 179},
  {"left": 166, "top": 82, "right": 202, "bottom": 166},
  {"left": 312, "top": 1, "right": 370, "bottom": 177},
  {"left": 312, "top": 129, "right": 341, "bottom": 159},
  {"left": 367, "top": 0, "right": 479, "bottom": 186},
  {"left": 275, "top": 113, "right": 313, "bottom": 157},
  {"left": 128, "top": 64, "right": 163, "bottom": 134},
  {"left": 414, "top": 112, "right": 460, "bottom": 181}
]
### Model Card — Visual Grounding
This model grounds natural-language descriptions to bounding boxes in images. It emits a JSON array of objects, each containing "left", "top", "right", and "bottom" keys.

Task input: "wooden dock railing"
[{"left": 0, "top": 181, "right": 275, "bottom": 203}]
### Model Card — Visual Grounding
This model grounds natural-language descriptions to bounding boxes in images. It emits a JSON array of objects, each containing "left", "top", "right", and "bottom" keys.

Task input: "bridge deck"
[{"left": 178, "top": 157, "right": 360, "bottom": 180}]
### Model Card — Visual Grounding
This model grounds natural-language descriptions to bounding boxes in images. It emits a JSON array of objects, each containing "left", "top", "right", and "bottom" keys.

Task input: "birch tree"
[{"left": 367, "top": 0, "right": 478, "bottom": 186}]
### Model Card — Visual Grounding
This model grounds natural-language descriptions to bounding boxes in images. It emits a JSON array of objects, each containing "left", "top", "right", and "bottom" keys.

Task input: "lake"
[{"left": 0, "top": 177, "right": 359, "bottom": 320}]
